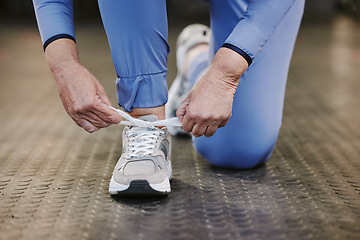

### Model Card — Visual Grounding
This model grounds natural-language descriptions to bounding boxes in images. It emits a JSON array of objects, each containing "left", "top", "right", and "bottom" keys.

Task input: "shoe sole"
[
  {"left": 109, "top": 176, "right": 170, "bottom": 196},
  {"left": 109, "top": 160, "right": 172, "bottom": 196}
]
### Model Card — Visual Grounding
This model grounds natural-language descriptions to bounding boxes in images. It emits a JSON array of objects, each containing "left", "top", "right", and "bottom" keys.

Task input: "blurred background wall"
[{"left": 0, "top": 0, "right": 359, "bottom": 24}]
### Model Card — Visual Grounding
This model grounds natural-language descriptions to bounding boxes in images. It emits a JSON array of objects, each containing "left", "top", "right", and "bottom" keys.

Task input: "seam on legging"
[{"left": 255, "top": 0, "right": 299, "bottom": 52}]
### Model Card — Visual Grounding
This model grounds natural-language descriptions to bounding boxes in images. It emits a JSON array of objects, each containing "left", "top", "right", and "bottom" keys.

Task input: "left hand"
[
  {"left": 176, "top": 69, "right": 235, "bottom": 137},
  {"left": 176, "top": 47, "right": 249, "bottom": 137}
]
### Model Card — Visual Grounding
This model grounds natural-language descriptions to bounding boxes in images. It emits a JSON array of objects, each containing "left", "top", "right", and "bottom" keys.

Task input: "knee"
[{"left": 194, "top": 133, "right": 278, "bottom": 169}]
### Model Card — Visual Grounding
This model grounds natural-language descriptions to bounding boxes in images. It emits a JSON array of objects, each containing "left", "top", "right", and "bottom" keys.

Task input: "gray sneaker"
[
  {"left": 109, "top": 115, "right": 172, "bottom": 196},
  {"left": 166, "top": 24, "right": 210, "bottom": 136}
]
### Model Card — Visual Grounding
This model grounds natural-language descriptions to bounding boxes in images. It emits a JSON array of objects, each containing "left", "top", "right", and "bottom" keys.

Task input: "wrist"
[
  {"left": 45, "top": 38, "right": 80, "bottom": 76},
  {"left": 210, "top": 47, "right": 249, "bottom": 83}
]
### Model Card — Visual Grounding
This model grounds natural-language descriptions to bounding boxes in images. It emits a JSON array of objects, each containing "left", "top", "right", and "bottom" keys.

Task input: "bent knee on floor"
[{"left": 194, "top": 134, "right": 277, "bottom": 169}]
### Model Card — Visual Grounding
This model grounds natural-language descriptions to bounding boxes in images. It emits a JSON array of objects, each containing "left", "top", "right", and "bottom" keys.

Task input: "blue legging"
[
  {"left": 98, "top": 0, "right": 304, "bottom": 169},
  {"left": 192, "top": 1, "right": 305, "bottom": 168},
  {"left": 33, "top": 0, "right": 304, "bottom": 169}
]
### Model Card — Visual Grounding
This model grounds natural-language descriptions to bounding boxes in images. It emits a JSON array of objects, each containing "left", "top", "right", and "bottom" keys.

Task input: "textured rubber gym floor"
[{"left": 0, "top": 14, "right": 359, "bottom": 240}]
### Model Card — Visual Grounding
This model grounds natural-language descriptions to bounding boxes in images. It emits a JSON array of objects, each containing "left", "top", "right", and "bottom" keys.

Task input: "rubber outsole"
[{"left": 110, "top": 180, "right": 170, "bottom": 197}]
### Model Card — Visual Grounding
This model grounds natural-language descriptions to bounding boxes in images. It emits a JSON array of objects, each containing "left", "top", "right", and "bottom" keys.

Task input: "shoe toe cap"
[{"left": 123, "top": 160, "right": 156, "bottom": 176}]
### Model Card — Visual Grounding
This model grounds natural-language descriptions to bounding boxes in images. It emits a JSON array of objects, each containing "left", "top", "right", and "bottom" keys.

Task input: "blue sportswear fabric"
[
  {"left": 33, "top": 0, "right": 305, "bottom": 168},
  {"left": 33, "top": 0, "right": 75, "bottom": 48},
  {"left": 192, "top": 0, "right": 305, "bottom": 168},
  {"left": 98, "top": 0, "right": 169, "bottom": 111},
  {"left": 33, "top": 0, "right": 298, "bottom": 112}
]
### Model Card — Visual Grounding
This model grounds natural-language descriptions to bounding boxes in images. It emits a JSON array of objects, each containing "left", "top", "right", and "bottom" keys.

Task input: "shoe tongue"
[{"left": 137, "top": 114, "right": 158, "bottom": 122}]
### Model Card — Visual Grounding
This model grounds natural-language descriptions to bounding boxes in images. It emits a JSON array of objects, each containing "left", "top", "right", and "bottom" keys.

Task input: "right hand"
[{"left": 45, "top": 39, "right": 122, "bottom": 133}]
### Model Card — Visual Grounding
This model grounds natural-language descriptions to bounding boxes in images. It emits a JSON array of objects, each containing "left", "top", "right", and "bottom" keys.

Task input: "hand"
[
  {"left": 176, "top": 69, "right": 235, "bottom": 137},
  {"left": 55, "top": 62, "right": 122, "bottom": 133},
  {"left": 45, "top": 39, "right": 122, "bottom": 133},
  {"left": 176, "top": 47, "right": 248, "bottom": 137}
]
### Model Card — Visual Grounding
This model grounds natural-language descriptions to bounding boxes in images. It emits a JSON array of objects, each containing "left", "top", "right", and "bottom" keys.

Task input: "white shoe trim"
[
  {"left": 167, "top": 160, "right": 173, "bottom": 180},
  {"left": 109, "top": 176, "right": 129, "bottom": 194},
  {"left": 149, "top": 177, "right": 171, "bottom": 193},
  {"left": 108, "top": 176, "right": 171, "bottom": 194}
]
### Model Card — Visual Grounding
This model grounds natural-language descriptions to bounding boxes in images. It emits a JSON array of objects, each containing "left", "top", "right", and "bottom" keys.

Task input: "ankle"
[{"left": 129, "top": 105, "right": 165, "bottom": 120}]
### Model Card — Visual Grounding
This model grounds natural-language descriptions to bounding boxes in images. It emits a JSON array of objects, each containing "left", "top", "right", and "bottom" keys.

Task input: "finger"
[
  {"left": 204, "top": 125, "right": 218, "bottom": 138},
  {"left": 77, "top": 118, "right": 99, "bottom": 133},
  {"left": 219, "top": 117, "right": 230, "bottom": 128},
  {"left": 192, "top": 123, "right": 207, "bottom": 138},
  {"left": 177, "top": 99, "right": 196, "bottom": 133},
  {"left": 95, "top": 82, "right": 112, "bottom": 107},
  {"left": 181, "top": 112, "right": 196, "bottom": 133},
  {"left": 93, "top": 100, "right": 122, "bottom": 124},
  {"left": 176, "top": 97, "right": 190, "bottom": 122},
  {"left": 81, "top": 112, "right": 112, "bottom": 129},
  {"left": 93, "top": 82, "right": 122, "bottom": 124}
]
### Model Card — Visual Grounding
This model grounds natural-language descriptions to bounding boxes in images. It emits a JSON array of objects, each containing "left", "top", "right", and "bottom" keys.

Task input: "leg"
[
  {"left": 99, "top": 0, "right": 172, "bottom": 195},
  {"left": 98, "top": 0, "right": 169, "bottom": 119},
  {"left": 192, "top": 0, "right": 305, "bottom": 169}
]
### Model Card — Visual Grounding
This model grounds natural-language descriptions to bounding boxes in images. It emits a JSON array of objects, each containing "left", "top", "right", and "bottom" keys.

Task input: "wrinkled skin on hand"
[
  {"left": 177, "top": 47, "right": 248, "bottom": 138},
  {"left": 177, "top": 69, "right": 235, "bottom": 137},
  {"left": 46, "top": 39, "right": 122, "bottom": 133},
  {"left": 55, "top": 62, "right": 122, "bottom": 133}
]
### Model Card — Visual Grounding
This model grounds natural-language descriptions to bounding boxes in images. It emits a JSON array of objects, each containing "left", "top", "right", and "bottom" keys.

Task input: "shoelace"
[
  {"left": 125, "top": 127, "right": 163, "bottom": 157},
  {"left": 109, "top": 106, "right": 182, "bottom": 129},
  {"left": 109, "top": 106, "right": 181, "bottom": 158}
]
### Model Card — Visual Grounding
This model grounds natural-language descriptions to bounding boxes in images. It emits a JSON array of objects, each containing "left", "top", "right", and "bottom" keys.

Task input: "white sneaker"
[
  {"left": 166, "top": 24, "right": 211, "bottom": 136},
  {"left": 109, "top": 115, "right": 172, "bottom": 196}
]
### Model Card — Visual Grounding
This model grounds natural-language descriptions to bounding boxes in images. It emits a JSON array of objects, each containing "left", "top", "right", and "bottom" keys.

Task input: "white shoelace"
[
  {"left": 125, "top": 127, "right": 162, "bottom": 157},
  {"left": 109, "top": 106, "right": 181, "bottom": 158},
  {"left": 109, "top": 106, "right": 181, "bottom": 129}
]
